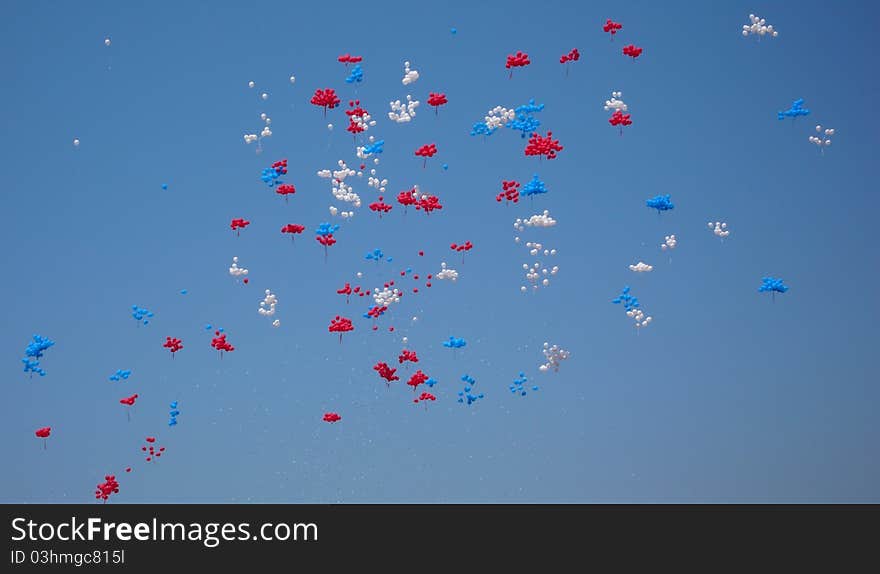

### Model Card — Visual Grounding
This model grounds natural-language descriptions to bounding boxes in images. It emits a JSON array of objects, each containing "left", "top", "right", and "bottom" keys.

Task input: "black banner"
[{"left": 2, "top": 504, "right": 876, "bottom": 570}]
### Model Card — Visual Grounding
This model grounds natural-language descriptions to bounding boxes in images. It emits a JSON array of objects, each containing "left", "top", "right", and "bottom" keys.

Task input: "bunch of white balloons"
[
  {"left": 367, "top": 169, "right": 388, "bottom": 194},
  {"left": 483, "top": 105, "right": 516, "bottom": 131},
  {"left": 514, "top": 210, "right": 557, "bottom": 232},
  {"left": 436, "top": 262, "right": 459, "bottom": 282},
  {"left": 742, "top": 13, "right": 778, "bottom": 37},
  {"left": 258, "top": 289, "right": 278, "bottom": 318},
  {"left": 373, "top": 286, "right": 401, "bottom": 307},
  {"left": 661, "top": 234, "right": 677, "bottom": 251},
  {"left": 523, "top": 241, "right": 557, "bottom": 257},
  {"left": 627, "top": 308, "right": 653, "bottom": 329},
  {"left": 229, "top": 256, "right": 248, "bottom": 277},
  {"left": 539, "top": 342, "right": 570, "bottom": 373},
  {"left": 349, "top": 110, "right": 376, "bottom": 133},
  {"left": 708, "top": 221, "right": 730, "bottom": 238},
  {"left": 401, "top": 61, "right": 419, "bottom": 85},
  {"left": 243, "top": 112, "right": 272, "bottom": 148},
  {"left": 329, "top": 206, "right": 355, "bottom": 218},
  {"left": 629, "top": 261, "right": 653, "bottom": 273},
  {"left": 520, "top": 262, "right": 559, "bottom": 292},
  {"left": 809, "top": 125, "right": 834, "bottom": 150},
  {"left": 388, "top": 95, "right": 420, "bottom": 123},
  {"left": 603, "top": 91, "right": 627, "bottom": 112}
]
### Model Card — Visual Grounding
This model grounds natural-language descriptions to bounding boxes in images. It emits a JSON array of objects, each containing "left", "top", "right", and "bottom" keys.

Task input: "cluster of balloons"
[
  {"left": 369, "top": 196, "right": 393, "bottom": 217},
  {"left": 609, "top": 109, "right": 632, "bottom": 134},
  {"left": 603, "top": 18, "right": 622, "bottom": 38},
  {"left": 457, "top": 374, "right": 484, "bottom": 405},
  {"left": 364, "top": 248, "right": 386, "bottom": 263},
  {"left": 759, "top": 277, "right": 789, "bottom": 296},
  {"left": 35, "top": 426, "right": 51, "bottom": 449},
  {"left": 708, "top": 221, "right": 730, "bottom": 239},
  {"left": 414, "top": 143, "right": 438, "bottom": 167},
  {"left": 210, "top": 330, "right": 235, "bottom": 355},
  {"left": 337, "top": 53, "right": 362, "bottom": 65},
  {"left": 539, "top": 342, "right": 570, "bottom": 373},
  {"left": 276, "top": 183, "right": 296, "bottom": 201},
  {"left": 470, "top": 105, "right": 515, "bottom": 137},
  {"left": 521, "top": 260, "right": 559, "bottom": 292},
  {"left": 163, "top": 337, "right": 183, "bottom": 355},
  {"left": 413, "top": 392, "right": 436, "bottom": 406},
  {"left": 372, "top": 285, "right": 401, "bottom": 307},
  {"left": 497, "top": 180, "right": 521, "bottom": 203},
  {"left": 328, "top": 316, "right": 354, "bottom": 342},
  {"left": 243, "top": 111, "right": 272, "bottom": 150},
  {"left": 778, "top": 98, "right": 810, "bottom": 120},
  {"left": 109, "top": 369, "right": 132, "bottom": 382},
  {"left": 374, "top": 361, "right": 400, "bottom": 385},
  {"left": 281, "top": 223, "right": 305, "bottom": 240},
  {"left": 559, "top": 48, "right": 580, "bottom": 64},
  {"left": 510, "top": 371, "right": 538, "bottom": 396},
  {"left": 22, "top": 334, "right": 54, "bottom": 376},
  {"left": 315, "top": 222, "right": 340, "bottom": 251},
  {"left": 646, "top": 194, "right": 674, "bottom": 213},
  {"left": 450, "top": 241, "right": 473, "bottom": 254},
  {"left": 443, "top": 336, "right": 467, "bottom": 349},
  {"left": 809, "top": 125, "right": 834, "bottom": 151},
  {"left": 612, "top": 286, "right": 653, "bottom": 329},
  {"left": 345, "top": 100, "right": 376, "bottom": 134},
  {"left": 229, "top": 256, "right": 249, "bottom": 279},
  {"left": 323, "top": 412, "right": 342, "bottom": 423},
  {"left": 622, "top": 44, "right": 643, "bottom": 59},
  {"left": 261, "top": 159, "right": 287, "bottom": 187},
  {"left": 345, "top": 64, "right": 363, "bottom": 84},
  {"left": 427, "top": 92, "right": 448, "bottom": 114},
  {"left": 230, "top": 218, "right": 250, "bottom": 235},
  {"left": 141, "top": 436, "right": 165, "bottom": 463},
  {"left": 505, "top": 51, "right": 531, "bottom": 76},
  {"left": 406, "top": 369, "right": 429, "bottom": 391},
  {"left": 524, "top": 131, "right": 563, "bottom": 159},
  {"left": 507, "top": 99, "right": 544, "bottom": 138},
  {"left": 401, "top": 61, "right": 419, "bottom": 85},
  {"left": 629, "top": 261, "right": 653, "bottom": 273},
  {"left": 95, "top": 475, "right": 120, "bottom": 502},
  {"left": 131, "top": 305, "right": 154, "bottom": 325},
  {"left": 168, "top": 401, "right": 179, "bottom": 427},
  {"left": 742, "top": 13, "right": 778, "bottom": 38},
  {"left": 514, "top": 210, "right": 557, "bottom": 230},
  {"left": 388, "top": 95, "right": 420, "bottom": 123},
  {"left": 661, "top": 234, "right": 677, "bottom": 252},
  {"left": 310, "top": 88, "right": 341, "bottom": 115},
  {"left": 436, "top": 261, "right": 459, "bottom": 281},
  {"left": 521, "top": 174, "right": 548, "bottom": 197},
  {"left": 258, "top": 289, "right": 278, "bottom": 326},
  {"left": 398, "top": 349, "right": 419, "bottom": 364},
  {"left": 360, "top": 138, "right": 385, "bottom": 157}
]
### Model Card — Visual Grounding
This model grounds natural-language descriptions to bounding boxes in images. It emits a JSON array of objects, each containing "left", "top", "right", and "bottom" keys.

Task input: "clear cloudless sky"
[{"left": 1, "top": 0, "right": 878, "bottom": 503}]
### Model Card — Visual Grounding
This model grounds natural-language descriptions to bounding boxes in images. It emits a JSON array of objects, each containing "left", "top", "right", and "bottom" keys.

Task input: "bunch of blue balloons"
[
  {"left": 470, "top": 121, "right": 495, "bottom": 137},
  {"left": 345, "top": 64, "right": 364, "bottom": 84},
  {"left": 612, "top": 286, "right": 640, "bottom": 311},
  {"left": 759, "top": 277, "right": 789, "bottom": 294},
  {"left": 457, "top": 374, "right": 484, "bottom": 405},
  {"left": 260, "top": 166, "right": 283, "bottom": 187},
  {"left": 646, "top": 194, "right": 674, "bottom": 212},
  {"left": 425, "top": 377, "right": 439, "bottom": 388},
  {"left": 778, "top": 98, "right": 810, "bottom": 120},
  {"left": 506, "top": 99, "right": 544, "bottom": 138},
  {"left": 22, "top": 334, "right": 54, "bottom": 377},
  {"left": 362, "top": 140, "right": 384, "bottom": 155},
  {"left": 131, "top": 305, "right": 154, "bottom": 325},
  {"left": 443, "top": 336, "right": 467, "bottom": 349},
  {"left": 315, "top": 222, "right": 340, "bottom": 237},
  {"left": 168, "top": 401, "right": 180, "bottom": 427},
  {"left": 521, "top": 174, "right": 548, "bottom": 197},
  {"left": 510, "top": 371, "right": 538, "bottom": 396},
  {"left": 109, "top": 369, "right": 132, "bottom": 382},
  {"left": 364, "top": 248, "right": 385, "bottom": 263}
]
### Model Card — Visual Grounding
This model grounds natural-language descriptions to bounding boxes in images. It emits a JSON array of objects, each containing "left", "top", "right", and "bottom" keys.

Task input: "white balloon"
[
  {"left": 73, "top": 138, "right": 80, "bottom": 147},
  {"left": 289, "top": 75, "right": 296, "bottom": 84},
  {"left": 248, "top": 81, "right": 255, "bottom": 88},
  {"left": 104, "top": 38, "right": 111, "bottom": 47}
]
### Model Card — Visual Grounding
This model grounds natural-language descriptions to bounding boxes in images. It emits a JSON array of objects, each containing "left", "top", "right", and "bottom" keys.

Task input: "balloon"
[
  {"left": 310, "top": 88, "right": 341, "bottom": 116},
  {"left": 406, "top": 369, "right": 429, "bottom": 391},
  {"left": 388, "top": 95, "right": 420, "bottom": 123},
  {"left": 524, "top": 131, "right": 563, "bottom": 159},
  {"left": 507, "top": 99, "right": 544, "bottom": 138},
  {"left": 521, "top": 174, "right": 548, "bottom": 197},
  {"left": 759, "top": 277, "right": 789, "bottom": 296},
  {"left": 443, "top": 336, "right": 467, "bottom": 349},
  {"left": 604, "top": 91, "right": 627, "bottom": 112},
  {"left": 509, "top": 371, "right": 537, "bottom": 396},
  {"left": 108, "top": 369, "right": 132, "bottom": 382},
  {"left": 559, "top": 48, "right": 580, "bottom": 64},
  {"left": 427, "top": 93, "right": 448, "bottom": 115},
  {"left": 708, "top": 221, "right": 730, "bottom": 239},
  {"left": 344, "top": 64, "right": 364, "bottom": 84},
  {"left": 622, "top": 44, "right": 643, "bottom": 59},
  {"left": 471, "top": 106, "right": 515, "bottom": 137},
  {"left": 612, "top": 286, "right": 653, "bottom": 329},
  {"left": 629, "top": 261, "right": 653, "bottom": 273},
  {"left": 401, "top": 61, "right": 419, "bottom": 85},
  {"left": 104, "top": 38, "right": 111, "bottom": 46},
  {"left": 95, "top": 474, "right": 120, "bottom": 502},
  {"left": 646, "top": 194, "right": 674, "bottom": 212},
  {"left": 210, "top": 330, "right": 235, "bottom": 356},
  {"left": 514, "top": 210, "right": 557, "bottom": 230},
  {"left": 457, "top": 374, "right": 484, "bottom": 405},
  {"left": 163, "top": 337, "right": 183, "bottom": 355},
  {"left": 742, "top": 13, "right": 779, "bottom": 38},
  {"left": 661, "top": 235, "right": 677, "bottom": 251},
  {"left": 229, "top": 256, "right": 249, "bottom": 279},
  {"left": 809, "top": 125, "right": 834, "bottom": 151},
  {"left": 436, "top": 261, "right": 459, "bottom": 281},
  {"left": 539, "top": 342, "right": 570, "bottom": 373},
  {"left": 778, "top": 99, "right": 810, "bottom": 120},
  {"left": 398, "top": 349, "right": 419, "bottom": 364},
  {"left": 328, "top": 316, "right": 353, "bottom": 343},
  {"left": 131, "top": 305, "right": 154, "bottom": 325},
  {"left": 505, "top": 51, "right": 531, "bottom": 76},
  {"left": 603, "top": 19, "right": 623, "bottom": 38},
  {"left": 73, "top": 138, "right": 80, "bottom": 147},
  {"left": 168, "top": 401, "right": 179, "bottom": 427},
  {"left": 258, "top": 289, "right": 278, "bottom": 319},
  {"left": 323, "top": 412, "right": 342, "bottom": 423},
  {"left": 230, "top": 218, "right": 251, "bottom": 236}
]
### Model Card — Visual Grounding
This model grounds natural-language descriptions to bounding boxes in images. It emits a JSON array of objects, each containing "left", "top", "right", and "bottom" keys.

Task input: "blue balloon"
[
  {"left": 161, "top": 183, "right": 168, "bottom": 190},
  {"left": 451, "top": 27, "right": 457, "bottom": 34},
  {"left": 646, "top": 194, "right": 674, "bottom": 212}
]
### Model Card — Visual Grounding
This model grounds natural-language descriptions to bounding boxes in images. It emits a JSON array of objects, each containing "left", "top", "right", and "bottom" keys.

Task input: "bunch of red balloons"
[
  {"left": 559, "top": 48, "right": 580, "bottom": 64},
  {"left": 323, "top": 412, "right": 342, "bottom": 423},
  {"left": 497, "top": 180, "right": 521, "bottom": 204},
  {"left": 328, "top": 316, "right": 353, "bottom": 342},
  {"left": 230, "top": 218, "right": 250, "bottom": 235},
  {"left": 316, "top": 234, "right": 337, "bottom": 247},
  {"left": 603, "top": 19, "right": 622, "bottom": 38},
  {"left": 310, "top": 88, "right": 341, "bottom": 115},
  {"left": 374, "top": 361, "right": 400, "bottom": 385},
  {"left": 369, "top": 196, "right": 393, "bottom": 217},
  {"left": 345, "top": 100, "right": 370, "bottom": 134},
  {"left": 210, "top": 331, "right": 234, "bottom": 355},
  {"left": 414, "top": 143, "right": 438, "bottom": 168},
  {"left": 414, "top": 392, "right": 436, "bottom": 405},
  {"left": 609, "top": 109, "right": 632, "bottom": 134},
  {"left": 525, "top": 131, "right": 564, "bottom": 160},
  {"left": 141, "top": 436, "right": 165, "bottom": 462},
  {"left": 415, "top": 194, "right": 442, "bottom": 214},
  {"left": 95, "top": 474, "right": 120, "bottom": 502},
  {"left": 397, "top": 189, "right": 418, "bottom": 212},
  {"left": 506, "top": 51, "right": 530, "bottom": 72},
  {"left": 406, "top": 370, "right": 429, "bottom": 391},
  {"left": 427, "top": 93, "right": 448, "bottom": 114},
  {"left": 622, "top": 44, "right": 642, "bottom": 59},
  {"left": 281, "top": 223, "right": 305, "bottom": 239},
  {"left": 163, "top": 336, "right": 183, "bottom": 355},
  {"left": 337, "top": 53, "right": 362, "bottom": 65},
  {"left": 398, "top": 349, "right": 419, "bottom": 364},
  {"left": 35, "top": 426, "right": 51, "bottom": 439},
  {"left": 276, "top": 183, "right": 296, "bottom": 200},
  {"left": 119, "top": 393, "right": 138, "bottom": 406},
  {"left": 450, "top": 241, "right": 473, "bottom": 253},
  {"left": 271, "top": 159, "right": 288, "bottom": 176}
]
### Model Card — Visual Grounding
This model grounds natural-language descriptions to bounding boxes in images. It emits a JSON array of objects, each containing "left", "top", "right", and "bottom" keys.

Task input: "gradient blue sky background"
[{"left": 2, "top": 0, "right": 877, "bottom": 502}]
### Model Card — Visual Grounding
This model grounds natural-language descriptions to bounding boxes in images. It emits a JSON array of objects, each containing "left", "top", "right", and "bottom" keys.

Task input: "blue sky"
[{"left": 1, "top": 0, "right": 878, "bottom": 502}]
